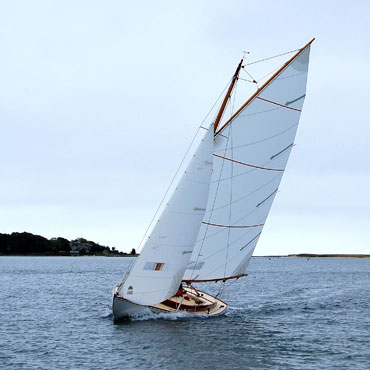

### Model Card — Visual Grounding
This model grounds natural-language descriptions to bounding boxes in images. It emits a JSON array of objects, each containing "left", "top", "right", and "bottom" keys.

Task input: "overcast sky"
[{"left": 1, "top": 0, "right": 369, "bottom": 254}]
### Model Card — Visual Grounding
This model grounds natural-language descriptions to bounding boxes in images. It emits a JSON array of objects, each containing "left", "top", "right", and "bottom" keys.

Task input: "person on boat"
[{"left": 175, "top": 283, "right": 184, "bottom": 297}]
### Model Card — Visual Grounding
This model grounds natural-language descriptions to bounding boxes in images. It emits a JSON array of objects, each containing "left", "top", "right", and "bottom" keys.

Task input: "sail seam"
[
  {"left": 270, "top": 144, "right": 294, "bottom": 160},
  {"left": 256, "top": 97, "right": 302, "bottom": 112},
  {"left": 196, "top": 247, "right": 254, "bottom": 279},
  {"left": 256, "top": 189, "right": 278, "bottom": 208},
  {"left": 240, "top": 232, "right": 262, "bottom": 251},
  {"left": 214, "top": 154, "right": 284, "bottom": 172},
  {"left": 286, "top": 94, "right": 306, "bottom": 105},
  {"left": 197, "top": 196, "right": 274, "bottom": 242},
  {"left": 212, "top": 119, "right": 298, "bottom": 154},
  {"left": 199, "top": 226, "right": 262, "bottom": 259},
  {"left": 193, "top": 217, "right": 267, "bottom": 275},
  {"left": 232, "top": 106, "right": 279, "bottom": 120},
  {"left": 207, "top": 174, "right": 281, "bottom": 213},
  {"left": 169, "top": 210, "right": 211, "bottom": 216},
  {"left": 202, "top": 222, "right": 264, "bottom": 229},
  {"left": 154, "top": 244, "right": 195, "bottom": 247},
  {"left": 276, "top": 71, "right": 305, "bottom": 81},
  {"left": 196, "top": 182, "right": 278, "bottom": 243}
]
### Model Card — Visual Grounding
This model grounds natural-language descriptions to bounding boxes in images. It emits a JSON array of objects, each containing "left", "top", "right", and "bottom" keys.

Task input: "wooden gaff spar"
[{"left": 113, "top": 39, "right": 314, "bottom": 319}]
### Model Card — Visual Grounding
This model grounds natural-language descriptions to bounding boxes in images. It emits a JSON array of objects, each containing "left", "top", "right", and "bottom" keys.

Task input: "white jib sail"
[
  {"left": 119, "top": 127, "right": 214, "bottom": 305},
  {"left": 184, "top": 44, "right": 312, "bottom": 282}
]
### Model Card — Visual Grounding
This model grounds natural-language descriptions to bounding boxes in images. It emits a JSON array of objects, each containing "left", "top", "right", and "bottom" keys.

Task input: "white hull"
[
  {"left": 112, "top": 286, "right": 228, "bottom": 320},
  {"left": 112, "top": 294, "right": 151, "bottom": 318}
]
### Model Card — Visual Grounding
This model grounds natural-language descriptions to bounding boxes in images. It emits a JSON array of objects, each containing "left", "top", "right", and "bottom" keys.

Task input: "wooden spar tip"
[
  {"left": 213, "top": 58, "right": 244, "bottom": 133},
  {"left": 235, "top": 58, "right": 244, "bottom": 74},
  {"left": 308, "top": 37, "right": 316, "bottom": 45},
  {"left": 182, "top": 273, "right": 248, "bottom": 284},
  {"left": 215, "top": 38, "right": 315, "bottom": 136}
]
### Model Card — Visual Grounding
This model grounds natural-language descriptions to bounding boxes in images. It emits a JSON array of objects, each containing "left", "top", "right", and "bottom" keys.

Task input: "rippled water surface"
[{"left": 1, "top": 257, "right": 369, "bottom": 369}]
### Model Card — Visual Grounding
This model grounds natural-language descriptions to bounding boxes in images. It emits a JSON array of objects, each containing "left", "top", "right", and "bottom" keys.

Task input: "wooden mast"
[
  {"left": 215, "top": 38, "right": 315, "bottom": 136},
  {"left": 213, "top": 58, "right": 244, "bottom": 133}
]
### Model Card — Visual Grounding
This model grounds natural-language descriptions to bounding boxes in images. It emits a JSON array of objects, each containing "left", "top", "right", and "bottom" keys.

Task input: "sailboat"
[{"left": 113, "top": 39, "right": 314, "bottom": 319}]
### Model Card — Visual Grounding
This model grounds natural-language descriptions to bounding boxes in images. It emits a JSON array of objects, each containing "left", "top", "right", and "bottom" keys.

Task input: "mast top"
[
  {"left": 215, "top": 38, "right": 315, "bottom": 136},
  {"left": 213, "top": 58, "right": 244, "bottom": 133}
]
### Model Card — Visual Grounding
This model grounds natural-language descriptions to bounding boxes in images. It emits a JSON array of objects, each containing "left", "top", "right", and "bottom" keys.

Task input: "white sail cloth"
[
  {"left": 119, "top": 128, "right": 214, "bottom": 305},
  {"left": 183, "top": 45, "right": 312, "bottom": 282}
]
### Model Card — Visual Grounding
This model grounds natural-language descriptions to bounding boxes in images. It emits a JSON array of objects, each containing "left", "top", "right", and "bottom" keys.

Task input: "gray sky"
[{"left": 1, "top": 0, "right": 369, "bottom": 254}]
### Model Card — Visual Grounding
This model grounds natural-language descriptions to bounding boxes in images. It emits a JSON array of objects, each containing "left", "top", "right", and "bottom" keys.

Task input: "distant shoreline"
[
  {"left": 0, "top": 232, "right": 137, "bottom": 257},
  {"left": 254, "top": 254, "right": 370, "bottom": 258},
  {"left": 0, "top": 254, "right": 139, "bottom": 257},
  {"left": 2, "top": 254, "right": 369, "bottom": 258}
]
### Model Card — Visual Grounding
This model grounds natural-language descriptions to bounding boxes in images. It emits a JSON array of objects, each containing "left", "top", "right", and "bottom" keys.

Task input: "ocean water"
[{"left": 0, "top": 257, "right": 369, "bottom": 369}]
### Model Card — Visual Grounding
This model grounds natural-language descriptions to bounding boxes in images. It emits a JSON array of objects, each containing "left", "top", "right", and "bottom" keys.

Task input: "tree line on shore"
[{"left": 0, "top": 232, "right": 136, "bottom": 256}]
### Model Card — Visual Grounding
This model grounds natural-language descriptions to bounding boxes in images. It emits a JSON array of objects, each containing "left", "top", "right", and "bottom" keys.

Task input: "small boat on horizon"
[{"left": 113, "top": 39, "right": 314, "bottom": 319}]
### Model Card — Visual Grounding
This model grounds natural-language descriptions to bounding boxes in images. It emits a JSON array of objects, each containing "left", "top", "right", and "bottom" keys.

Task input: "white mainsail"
[
  {"left": 183, "top": 43, "right": 312, "bottom": 282},
  {"left": 118, "top": 127, "right": 214, "bottom": 305}
]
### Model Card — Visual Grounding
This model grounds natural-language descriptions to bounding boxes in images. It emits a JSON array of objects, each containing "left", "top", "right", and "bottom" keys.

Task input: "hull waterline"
[{"left": 112, "top": 286, "right": 228, "bottom": 320}]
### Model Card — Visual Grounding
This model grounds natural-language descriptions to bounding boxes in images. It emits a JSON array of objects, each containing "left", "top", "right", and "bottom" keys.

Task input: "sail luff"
[{"left": 215, "top": 38, "right": 315, "bottom": 136}]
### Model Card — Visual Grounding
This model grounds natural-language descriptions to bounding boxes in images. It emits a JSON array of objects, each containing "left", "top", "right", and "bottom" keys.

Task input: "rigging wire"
[
  {"left": 217, "top": 274, "right": 240, "bottom": 297},
  {"left": 256, "top": 65, "right": 282, "bottom": 83},
  {"left": 216, "top": 276, "right": 239, "bottom": 297},
  {"left": 238, "top": 77, "right": 255, "bottom": 83},
  {"left": 242, "top": 68, "right": 258, "bottom": 85},
  {"left": 240, "top": 64, "right": 282, "bottom": 90},
  {"left": 239, "top": 48, "right": 300, "bottom": 91},
  {"left": 243, "top": 48, "right": 300, "bottom": 66}
]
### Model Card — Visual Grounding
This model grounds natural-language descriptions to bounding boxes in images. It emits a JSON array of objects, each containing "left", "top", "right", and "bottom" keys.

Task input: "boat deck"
[{"left": 151, "top": 286, "right": 227, "bottom": 316}]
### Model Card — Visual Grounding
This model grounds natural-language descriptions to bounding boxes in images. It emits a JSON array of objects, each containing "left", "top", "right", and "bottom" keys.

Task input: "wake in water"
[
  {"left": 111, "top": 308, "right": 221, "bottom": 323},
  {"left": 101, "top": 303, "right": 202, "bottom": 322},
  {"left": 128, "top": 310, "right": 190, "bottom": 322},
  {"left": 100, "top": 306, "right": 114, "bottom": 319}
]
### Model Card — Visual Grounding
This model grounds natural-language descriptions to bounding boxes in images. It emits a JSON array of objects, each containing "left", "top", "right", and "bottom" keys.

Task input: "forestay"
[
  {"left": 183, "top": 44, "right": 312, "bottom": 282},
  {"left": 119, "top": 127, "right": 214, "bottom": 305}
]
